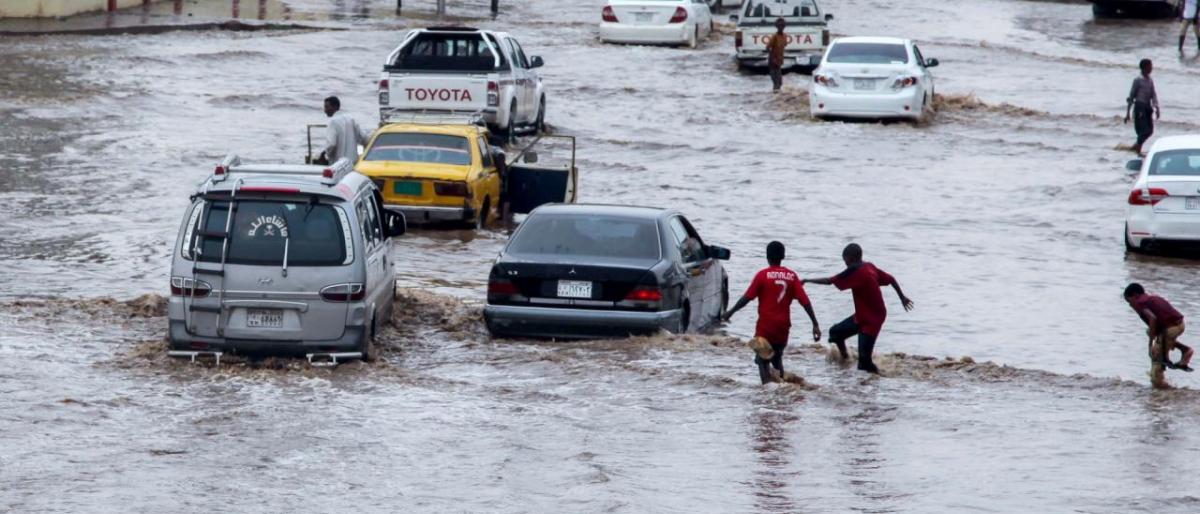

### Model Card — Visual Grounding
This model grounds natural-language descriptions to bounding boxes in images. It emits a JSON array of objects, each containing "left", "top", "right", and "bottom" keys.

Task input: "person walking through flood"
[
  {"left": 1124, "top": 283, "right": 1193, "bottom": 389},
  {"left": 1124, "top": 59, "right": 1159, "bottom": 157},
  {"left": 723, "top": 241, "right": 820, "bottom": 384},
  {"left": 766, "top": 17, "right": 789, "bottom": 92},
  {"left": 1181, "top": 0, "right": 1199, "bottom": 54},
  {"left": 804, "top": 244, "right": 913, "bottom": 375},
  {"left": 320, "top": 96, "right": 370, "bottom": 165}
]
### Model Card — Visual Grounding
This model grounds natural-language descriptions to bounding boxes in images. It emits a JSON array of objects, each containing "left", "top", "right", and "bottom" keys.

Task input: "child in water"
[{"left": 1124, "top": 283, "right": 1192, "bottom": 389}]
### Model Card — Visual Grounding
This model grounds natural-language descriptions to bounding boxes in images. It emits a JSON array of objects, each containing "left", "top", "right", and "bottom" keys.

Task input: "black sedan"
[{"left": 484, "top": 204, "right": 731, "bottom": 339}]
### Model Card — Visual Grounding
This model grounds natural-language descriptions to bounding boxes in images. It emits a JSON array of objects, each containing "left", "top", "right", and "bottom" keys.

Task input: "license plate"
[
  {"left": 634, "top": 12, "right": 653, "bottom": 22},
  {"left": 394, "top": 181, "right": 422, "bottom": 196},
  {"left": 247, "top": 309, "right": 283, "bottom": 328},
  {"left": 1188, "top": 197, "right": 1200, "bottom": 210},
  {"left": 557, "top": 280, "right": 592, "bottom": 299},
  {"left": 854, "top": 79, "right": 875, "bottom": 90}
]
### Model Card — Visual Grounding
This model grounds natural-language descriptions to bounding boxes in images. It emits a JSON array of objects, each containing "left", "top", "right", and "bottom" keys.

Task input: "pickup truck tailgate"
[
  {"left": 388, "top": 75, "right": 489, "bottom": 112},
  {"left": 742, "top": 27, "right": 824, "bottom": 53}
]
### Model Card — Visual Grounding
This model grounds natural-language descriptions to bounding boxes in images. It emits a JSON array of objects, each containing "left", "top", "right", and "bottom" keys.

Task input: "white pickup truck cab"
[
  {"left": 731, "top": 0, "right": 833, "bottom": 72},
  {"left": 379, "top": 27, "right": 546, "bottom": 141}
]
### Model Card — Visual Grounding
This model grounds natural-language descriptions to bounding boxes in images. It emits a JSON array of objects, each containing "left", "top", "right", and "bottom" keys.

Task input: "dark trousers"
[
  {"left": 755, "top": 342, "right": 787, "bottom": 384},
  {"left": 829, "top": 316, "right": 880, "bottom": 374},
  {"left": 1133, "top": 103, "right": 1154, "bottom": 149},
  {"left": 769, "top": 66, "right": 783, "bottom": 90}
]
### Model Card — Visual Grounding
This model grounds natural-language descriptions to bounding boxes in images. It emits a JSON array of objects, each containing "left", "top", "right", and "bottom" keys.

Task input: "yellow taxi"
[{"left": 356, "top": 123, "right": 503, "bottom": 227}]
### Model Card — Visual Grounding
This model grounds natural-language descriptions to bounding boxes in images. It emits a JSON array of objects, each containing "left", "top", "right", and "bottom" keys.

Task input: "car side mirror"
[
  {"left": 708, "top": 245, "right": 731, "bottom": 261},
  {"left": 384, "top": 210, "right": 407, "bottom": 238},
  {"left": 1126, "top": 159, "right": 1144, "bottom": 171},
  {"left": 492, "top": 149, "right": 507, "bottom": 167},
  {"left": 530, "top": 56, "right": 544, "bottom": 68},
  {"left": 523, "top": 151, "right": 539, "bottom": 164},
  {"left": 729, "top": 14, "right": 739, "bottom": 22},
  {"left": 925, "top": 58, "right": 939, "bottom": 68},
  {"left": 825, "top": 13, "right": 834, "bottom": 21}
]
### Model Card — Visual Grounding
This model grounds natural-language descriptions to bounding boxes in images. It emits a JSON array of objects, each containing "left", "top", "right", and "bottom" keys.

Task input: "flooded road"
[{"left": 3, "top": 0, "right": 1200, "bottom": 511}]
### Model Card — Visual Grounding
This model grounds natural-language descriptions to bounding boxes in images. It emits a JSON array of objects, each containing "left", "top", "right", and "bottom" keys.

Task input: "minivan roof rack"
[
  {"left": 210, "top": 155, "right": 355, "bottom": 187},
  {"left": 380, "top": 109, "right": 486, "bottom": 127}
]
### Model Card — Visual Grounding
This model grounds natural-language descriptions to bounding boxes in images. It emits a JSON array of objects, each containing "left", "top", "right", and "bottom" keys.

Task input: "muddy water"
[{"left": 3, "top": 0, "right": 1200, "bottom": 511}]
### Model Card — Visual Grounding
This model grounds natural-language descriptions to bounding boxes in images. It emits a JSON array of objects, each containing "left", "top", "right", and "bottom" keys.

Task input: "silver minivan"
[{"left": 167, "top": 156, "right": 405, "bottom": 365}]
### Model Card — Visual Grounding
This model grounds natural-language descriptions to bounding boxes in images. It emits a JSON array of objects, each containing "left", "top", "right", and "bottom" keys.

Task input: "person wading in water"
[
  {"left": 765, "top": 17, "right": 789, "bottom": 92},
  {"left": 1124, "top": 283, "right": 1193, "bottom": 389},
  {"left": 1124, "top": 59, "right": 1159, "bottom": 157}
]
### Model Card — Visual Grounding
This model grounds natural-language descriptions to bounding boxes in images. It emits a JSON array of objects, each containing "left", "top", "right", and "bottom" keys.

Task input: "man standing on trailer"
[{"left": 321, "top": 96, "right": 371, "bottom": 165}]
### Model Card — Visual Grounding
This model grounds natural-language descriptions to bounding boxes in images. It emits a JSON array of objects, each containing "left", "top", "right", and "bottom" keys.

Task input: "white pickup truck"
[
  {"left": 731, "top": 0, "right": 833, "bottom": 71},
  {"left": 379, "top": 27, "right": 546, "bottom": 140}
]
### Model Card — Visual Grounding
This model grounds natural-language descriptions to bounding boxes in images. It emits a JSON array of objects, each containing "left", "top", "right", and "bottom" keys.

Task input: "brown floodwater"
[{"left": 2, "top": 0, "right": 1200, "bottom": 511}]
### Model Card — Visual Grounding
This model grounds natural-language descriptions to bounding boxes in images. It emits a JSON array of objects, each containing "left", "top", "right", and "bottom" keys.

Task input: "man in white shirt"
[
  {"left": 320, "top": 96, "right": 369, "bottom": 164},
  {"left": 1182, "top": 0, "right": 1199, "bottom": 54}
]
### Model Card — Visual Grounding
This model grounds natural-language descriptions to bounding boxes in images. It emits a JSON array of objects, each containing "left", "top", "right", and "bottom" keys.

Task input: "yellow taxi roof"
[{"left": 373, "top": 123, "right": 485, "bottom": 137}]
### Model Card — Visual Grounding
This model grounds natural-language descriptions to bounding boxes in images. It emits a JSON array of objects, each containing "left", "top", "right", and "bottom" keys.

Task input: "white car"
[
  {"left": 600, "top": 0, "right": 714, "bottom": 49},
  {"left": 810, "top": 37, "right": 939, "bottom": 121},
  {"left": 1124, "top": 135, "right": 1200, "bottom": 253}
]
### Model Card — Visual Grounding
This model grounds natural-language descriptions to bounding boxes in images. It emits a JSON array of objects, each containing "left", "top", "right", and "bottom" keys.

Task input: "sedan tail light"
[
  {"left": 320, "top": 283, "right": 365, "bottom": 302},
  {"left": 487, "top": 80, "right": 499, "bottom": 107},
  {"left": 378, "top": 79, "right": 389, "bottom": 105},
  {"left": 814, "top": 74, "right": 838, "bottom": 87},
  {"left": 619, "top": 286, "right": 664, "bottom": 310},
  {"left": 669, "top": 6, "right": 687, "bottom": 23},
  {"left": 1128, "top": 188, "right": 1170, "bottom": 206},
  {"left": 434, "top": 181, "right": 470, "bottom": 197},
  {"left": 170, "top": 277, "right": 211, "bottom": 297},
  {"left": 734, "top": 31, "right": 743, "bottom": 48},
  {"left": 602, "top": 5, "right": 618, "bottom": 23},
  {"left": 891, "top": 76, "right": 919, "bottom": 89},
  {"left": 487, "top": 277, "right": 524, "bottom": 303}
]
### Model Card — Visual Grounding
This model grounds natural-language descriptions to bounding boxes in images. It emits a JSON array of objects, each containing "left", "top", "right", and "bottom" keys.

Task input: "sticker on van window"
[{"left": 248, "top": 215, "right": 289, "bottom": 238}]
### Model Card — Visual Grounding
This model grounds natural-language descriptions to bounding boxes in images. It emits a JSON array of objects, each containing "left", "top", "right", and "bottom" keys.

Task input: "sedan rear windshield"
[
  {"left": 191, "top": 200, "right": 347, "bottom": 266},
  {"left": 364, "top": 133, "right": 473, "bottom": 166},
  {"left": 392, "top": 33, "right": 506, "bottom": 71},
  {"left": 1149, "top": 149, "right": 1200, "bottom": 176},
  {"left": 827, "top": 43, "right": 909, "bottom": 64},
  {"left": 507, "top": 214, "right": 661, "bottom": 261}
]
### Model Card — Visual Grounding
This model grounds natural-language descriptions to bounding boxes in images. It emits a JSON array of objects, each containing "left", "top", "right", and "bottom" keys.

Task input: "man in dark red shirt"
[
  {"left": 805, "top": 244, "right": 913, "bottom": 374},
  {"left": 724, "top": 241, "right": 821, "bottom": 384},
  {"left": 1124, "top": 283, "right": 1191, "bottom": 388}
]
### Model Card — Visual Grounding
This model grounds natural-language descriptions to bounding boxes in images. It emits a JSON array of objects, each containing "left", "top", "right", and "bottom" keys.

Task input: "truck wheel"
[
  {"left": 476, "top": 197, "right": 491, "bottom": 230},
  {"left": 535, "top": 98, "right": 546, "bottom": 136},
  {"left": 506, "top": 101, "right": 518, "bottom": 146}
]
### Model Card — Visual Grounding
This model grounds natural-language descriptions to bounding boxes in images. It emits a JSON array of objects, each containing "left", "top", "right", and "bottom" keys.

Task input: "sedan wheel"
[
  {"left": 1125, "top": 223, "right": 1143, "bottom": 254},
  {"left": 687, "top": 26, "right": 699, "bottom": 49}
]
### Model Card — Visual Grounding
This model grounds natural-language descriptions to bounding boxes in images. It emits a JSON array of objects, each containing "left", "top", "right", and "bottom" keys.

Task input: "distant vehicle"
[
  {"left": 484, "top": 204, "right": 731, "bottom": 339},
  {"left": 168, "top": 157, "right": 406, "bottom": 366},
  {"left": 1124, "top": 135, "right": 1200, "bottom": 253},
  {"left": 731, "top": 0, "right": 832, "bottom": 72},
  {"left": 599, "top": 0, "right": 714, "bottom": 49},
  {"left": 810, "top": 37, "right": 939, "bottom": 121},
  {"left": 378, "top": 27, "right": 546, "bottom": 141},
  {"left": 1090, "top": 0, "right": 1181, "bottom": 18},
  {"left": 706, "top": 0, "right": 742, "bottom": 14}
]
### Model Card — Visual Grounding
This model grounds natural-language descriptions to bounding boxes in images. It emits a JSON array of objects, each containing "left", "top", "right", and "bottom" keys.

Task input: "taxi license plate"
[
  {"left": 557, "top": 280, "right": 592, "bottom": 299},
  {"left": 247, "top": 309, "right": 283, "bottom": 328},
  {"left": 1188, "top": 197, "right": 1200, "bottom": 210},
  {"left": 394, "top": 181, "right": 423, "bottom": 196},
  {"left": 854, "top": 79, "right": 876, "bottom": 90}
]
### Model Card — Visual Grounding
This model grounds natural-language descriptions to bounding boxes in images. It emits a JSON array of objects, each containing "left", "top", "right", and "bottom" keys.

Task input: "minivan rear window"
[
  {"left": 1149, "top": 149, "right": 1200, "bottom": 176},
  {"left": 507, "top": 214, "right": 661, "bottom": 261},
  {"left": 827, "top": 43, "right": 909, "bottom": 64},
  {"left": 193, "top": 200, "right": 347, "bottom": 266},
  {"left": 742, "top": 0, "right": 820, "bottom": 21},
  {"left": 363, "top": 133, "right": 473, "bottom": 166},
  {"left": 393, "top": 33, "right": 506, "bottom": 71}
]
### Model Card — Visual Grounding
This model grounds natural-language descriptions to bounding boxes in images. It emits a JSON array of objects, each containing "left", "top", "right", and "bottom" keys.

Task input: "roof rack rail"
[
  {"left": 380, "top": 108, "right": 487, "bottom": 127},
  {"left": 425, "top": 26, "right": 481, "bottom": 32},
  {"left": 209, "top": 155, "right": 355, "bottom": 186}
]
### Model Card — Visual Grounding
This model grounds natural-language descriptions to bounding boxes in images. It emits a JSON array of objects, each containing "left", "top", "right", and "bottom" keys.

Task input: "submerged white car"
[
  {"left": 1125, "top": 135, "right": 1200, "bottom": 253},
  {"left": 810, "top": 37, "right": 939, "bottom": 121},
  {"left": 600, "top": 0, "right": 714, "bottom": 48}
]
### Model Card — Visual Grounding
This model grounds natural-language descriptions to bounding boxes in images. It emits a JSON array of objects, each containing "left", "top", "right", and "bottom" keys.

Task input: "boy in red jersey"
[
  {"left": 723, "top": 241, "right": 821, "bottom": 384},
  {"left": 1124, "top": 283, "right": 1192, "bottom": 389},
  {"left": 805, "top": 243, "right": 913, "bottom": 374}
]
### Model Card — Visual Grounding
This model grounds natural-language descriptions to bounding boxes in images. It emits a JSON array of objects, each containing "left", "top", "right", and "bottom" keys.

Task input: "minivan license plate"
[
  {"left": 247, "top": 309, "right": 283, "bottom": 328},
  {"left": 1187, "top": 197, "right": 1200, "bottom": 210},
  {"left": 557, "top": 281, "right": 592, "bottom": 299}
]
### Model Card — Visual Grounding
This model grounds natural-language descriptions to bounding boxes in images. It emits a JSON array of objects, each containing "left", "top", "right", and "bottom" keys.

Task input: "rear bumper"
[
  {"left": 385, "top": 204, "right": 475, "bottom": 224},
  {"left": 736, "top": 53, "right": 821, "bottom": 69},
  {"left": 167, "top": 320, "right": 366, "bottom": 355},
  {"left": 484, "top": 304, "right": 682, "bottom": 339},
  {"left": 599, "top": 22, "right": 690, "bottom": 44},
  {"left": 1127, "top": 209, "right": 1200, "bottom": 249},
  {"left": 378, "top": 106, "right": 499, "bottom": 126},
  {"left": 810, "top": 85, "right": 924, "bottom": 119}
]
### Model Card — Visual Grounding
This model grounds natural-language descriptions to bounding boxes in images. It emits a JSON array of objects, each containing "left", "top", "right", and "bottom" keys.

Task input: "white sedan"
[
  {"left": 810, "top": 37, "right": 939, "bottom": 121},
  {"left": 1125, "top": 134, "right": 1200, "bottom": 253},
  {"left": 600, "top": 0, "right": 714, "bottom": 49}
]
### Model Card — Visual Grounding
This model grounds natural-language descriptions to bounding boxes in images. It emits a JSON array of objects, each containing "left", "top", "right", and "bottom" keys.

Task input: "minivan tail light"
[
  {"left": 602, "top": 5, "right": 618, "bottom": 23},
  {"left": 1128, "top": 188, "right": 1169, "bottom": 206},
  {"left": 378, "top": 79, "right": 389, "bottom": 105},
  {"left": 320, "top": 283, "right": 365, "bottom": 302},
  {"left": 434, "top": 181, "right": 470, "bottom": 197},
  {"left": 171, "top": 277, "right": 211, "bottom": 297},
  {"left": 669, "top": 6, "right": 687, "bottom": 23},
  {"left": 487, "top": 81, "right": 499, "bottom": 107}
]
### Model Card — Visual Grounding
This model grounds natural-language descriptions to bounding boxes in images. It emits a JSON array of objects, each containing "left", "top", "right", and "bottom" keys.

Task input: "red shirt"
[
  {"left": 743, "top": 266, "right": 811, "bottom": 326},
  {"left": 831, "top": 262, "right": 895, "bottom": 336},
  {"left": 1133, "top": 294, "right": 1184, "bottom": 331}
]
